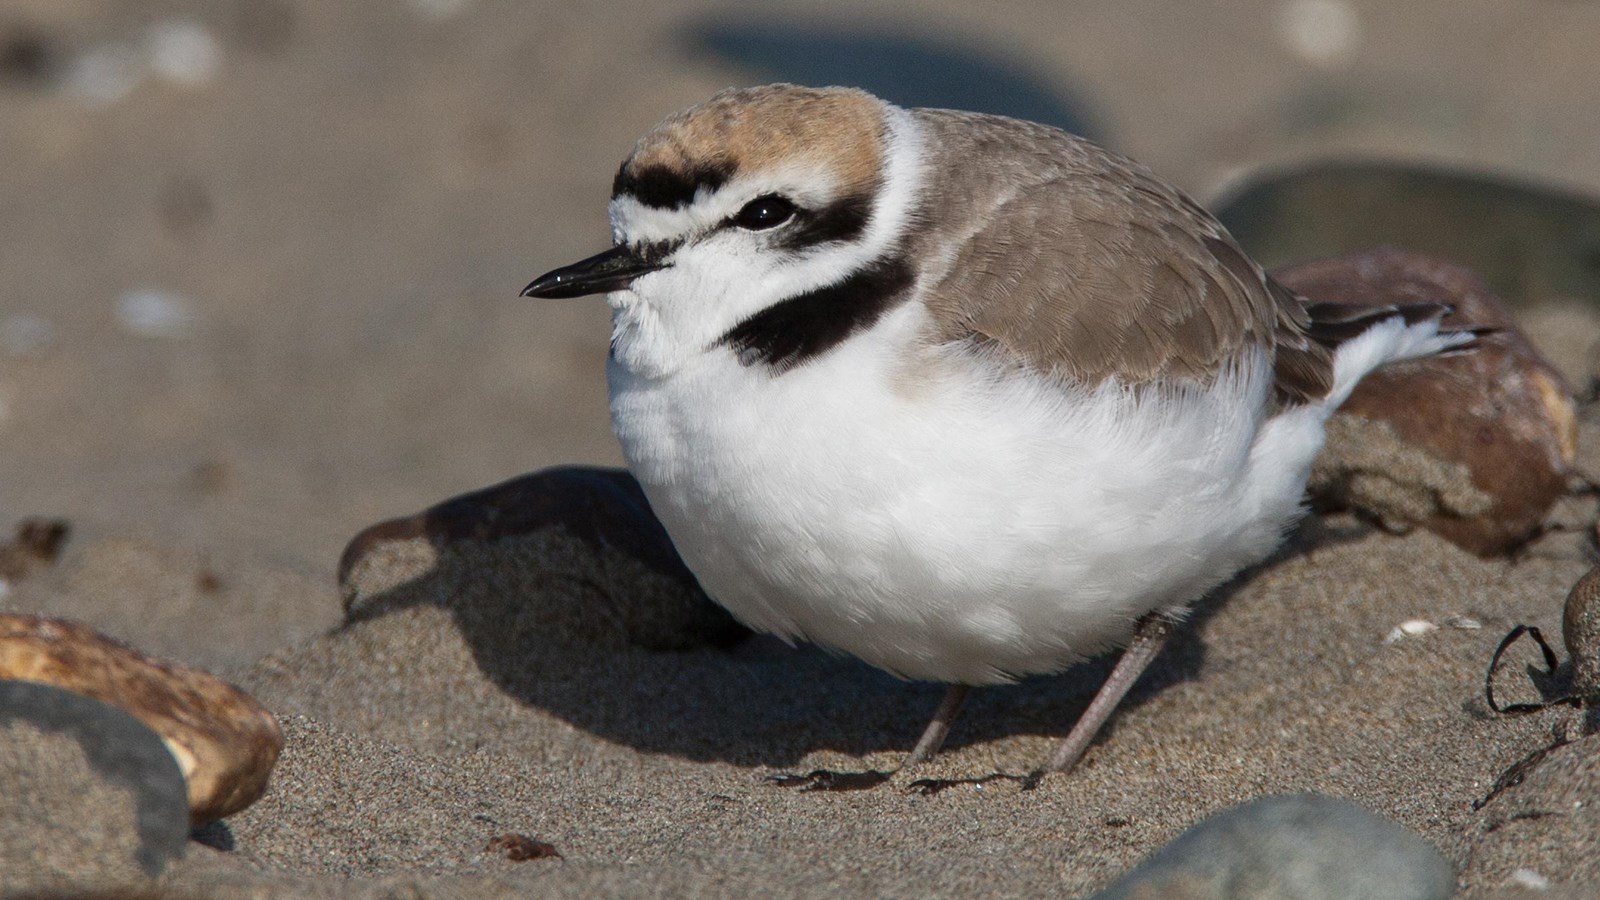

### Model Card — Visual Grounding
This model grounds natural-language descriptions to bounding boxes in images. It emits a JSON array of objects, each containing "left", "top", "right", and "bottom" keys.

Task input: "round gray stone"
[{"left": 1091, "top": 793, "right": 1455, "bottom": 900}]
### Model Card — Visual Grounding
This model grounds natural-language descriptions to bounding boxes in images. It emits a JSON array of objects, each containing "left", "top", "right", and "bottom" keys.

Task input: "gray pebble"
[
  {"left": 0, "top": 680, "right": 190, "bottom": 885},
  {"left": 1091, "top": 793, "right": 1454, "bottom": 900}
]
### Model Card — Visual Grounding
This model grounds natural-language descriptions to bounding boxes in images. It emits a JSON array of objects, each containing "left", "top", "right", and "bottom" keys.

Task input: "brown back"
[{"left": 909, "top": 109, "right": 1333, "bottom": 404}]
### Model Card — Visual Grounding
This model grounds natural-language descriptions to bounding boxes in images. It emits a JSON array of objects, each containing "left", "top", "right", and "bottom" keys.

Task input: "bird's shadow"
[{"left": 342, "top": 512, "right": 1369, "bottom": 770}]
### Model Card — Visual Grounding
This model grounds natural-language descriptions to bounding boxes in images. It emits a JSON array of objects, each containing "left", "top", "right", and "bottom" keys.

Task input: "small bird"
[{"left": 523, "top": 84, "right": 1473, "bottom": 785}]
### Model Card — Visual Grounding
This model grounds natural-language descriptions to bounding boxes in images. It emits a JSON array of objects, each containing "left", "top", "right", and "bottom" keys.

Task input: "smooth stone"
[
  {"left": 0, "top": 680, "right": 189, "bottom": 887},
  {"left": 0, "top": 614, "right": 284, "bottom": 823},
  {"left": 1276, "top": 248, "right": 1577, "bottom": 556},
  {"left": 1091, "top": 793, "right": 1455, "bottom": 900},
  {"left": 339, "top": 466, "right": 746, "bottom": 652}
]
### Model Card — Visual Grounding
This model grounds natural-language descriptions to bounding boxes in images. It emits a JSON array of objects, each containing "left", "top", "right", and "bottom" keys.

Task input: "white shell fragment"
[
  {"left": 1507, "top": 868, "right": 1551, "bottom": 890},
  {"left": 1383, "top": 619, "right": 1439, "bottom": 645}
]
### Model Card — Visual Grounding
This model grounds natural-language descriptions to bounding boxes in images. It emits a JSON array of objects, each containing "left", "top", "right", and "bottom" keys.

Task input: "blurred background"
[{"left": 3, "top": 0, "right": 1600, "bottom": 667}]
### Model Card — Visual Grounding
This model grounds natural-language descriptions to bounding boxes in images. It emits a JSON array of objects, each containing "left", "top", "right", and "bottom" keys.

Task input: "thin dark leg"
[
  {"left": 767, "top": 684, "right": 972, "bottom": 792},
  {"left": 905, "top": 684, "right": 971, "bottom": 766},
  {"left": 1036, "top": 613, "right": 1175, "bottom": 778}
]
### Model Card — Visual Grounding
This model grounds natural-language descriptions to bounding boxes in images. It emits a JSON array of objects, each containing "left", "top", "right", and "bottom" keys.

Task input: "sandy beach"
[{"left": 6, "top": 0, "right": 1600, "bottom": 895}]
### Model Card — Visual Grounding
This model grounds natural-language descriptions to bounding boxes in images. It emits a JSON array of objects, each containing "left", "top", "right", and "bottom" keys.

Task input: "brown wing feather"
[{"left": 911, "top": 110, "right": 1333, "bottom": 406}]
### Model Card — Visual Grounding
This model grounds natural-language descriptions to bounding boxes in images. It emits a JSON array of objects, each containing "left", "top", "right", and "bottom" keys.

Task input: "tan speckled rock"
[
  {"left": 0, "top": 614, "right": 284, "bottom": 823},
  {"left": 339, "top": 466, "right": 745, "bottom": 652},
  {"left": 1277, "top": 249, "right": 1578, "bottom": 557}
]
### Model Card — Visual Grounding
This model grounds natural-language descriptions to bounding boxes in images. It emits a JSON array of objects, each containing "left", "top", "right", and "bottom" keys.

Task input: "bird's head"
[{"left": 524, "top": 84, "right": 925, "bottom": 376}]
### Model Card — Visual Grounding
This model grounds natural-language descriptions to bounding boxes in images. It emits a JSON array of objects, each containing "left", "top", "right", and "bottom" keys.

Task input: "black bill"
[{"left": 520, "top": 245, "right": 666, "bottom": 299}]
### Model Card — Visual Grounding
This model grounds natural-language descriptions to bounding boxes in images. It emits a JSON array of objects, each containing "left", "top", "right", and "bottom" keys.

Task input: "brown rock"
[
  {"left": 0, "top": 615, "right": 284, "bottom": 823},
  {"left": 1276, "top": 248, "right": 1578, "bottom": 556},
  {"left": 339, "top": 466, "right": 745, "bottom": 652},
  {"left": 487, "top": 833, "right": 562, "bottom": 861},
  {"left": 1564, "top": 565, "right": 1600, "bottom": 702}
]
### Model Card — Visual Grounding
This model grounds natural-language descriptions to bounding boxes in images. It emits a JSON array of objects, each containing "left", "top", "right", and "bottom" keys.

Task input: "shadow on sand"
[{"left": 337, "top": 469, "right": 1372, "bottom": 769}]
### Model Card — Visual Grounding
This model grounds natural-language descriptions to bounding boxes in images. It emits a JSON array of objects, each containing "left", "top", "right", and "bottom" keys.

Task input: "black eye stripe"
[
  {"left": 772, "top": 194, "right": 873, "bottom": 251},
  {"left": 712, "top": 193, "right": 873, "bottom": 248}
]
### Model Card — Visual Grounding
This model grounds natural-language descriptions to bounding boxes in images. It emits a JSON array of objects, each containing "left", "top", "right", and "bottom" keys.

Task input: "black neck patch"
[
  {"left": 717, "top": 255, "right": 915, "bottom": 373},
  {"left": 613, "top": 161, "right": 735, "bottom": 209}
]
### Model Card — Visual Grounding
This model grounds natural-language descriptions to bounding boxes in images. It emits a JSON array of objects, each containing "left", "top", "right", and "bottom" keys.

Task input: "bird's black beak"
[{"left": 520, "top": 245, "right": 665, "bottom": 299}]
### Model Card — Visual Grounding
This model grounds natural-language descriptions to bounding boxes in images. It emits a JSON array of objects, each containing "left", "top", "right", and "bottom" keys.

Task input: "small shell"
[{"left": 1384, "top": 619, "right": 1439, "bottom": 644}]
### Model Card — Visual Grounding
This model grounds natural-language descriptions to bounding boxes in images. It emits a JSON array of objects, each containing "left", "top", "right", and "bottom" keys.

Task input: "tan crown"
[{"left": 616, "top": 84, "right": 888, "bottom": 202}]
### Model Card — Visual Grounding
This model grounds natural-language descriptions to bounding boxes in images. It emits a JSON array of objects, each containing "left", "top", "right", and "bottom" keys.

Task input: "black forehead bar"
[
  {"left": 613, "top": 160, "right": 735, "bottom": 209},
  {"left": 717, "top": 254, "right": 914, "bottom": 373},
  {"left": 773, "top": 193, "right": 873, "bottom": 252}
]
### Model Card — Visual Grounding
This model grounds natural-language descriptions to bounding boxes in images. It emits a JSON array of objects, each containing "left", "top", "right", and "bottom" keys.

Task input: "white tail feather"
[{"left": 1322, "top": 316, "right": 1476, "bottom": 411}]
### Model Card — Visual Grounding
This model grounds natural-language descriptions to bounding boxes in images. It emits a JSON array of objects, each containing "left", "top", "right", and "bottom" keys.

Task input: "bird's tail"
[{"left": 1313, "top": 302, "right": 1484, "bottom": 410}]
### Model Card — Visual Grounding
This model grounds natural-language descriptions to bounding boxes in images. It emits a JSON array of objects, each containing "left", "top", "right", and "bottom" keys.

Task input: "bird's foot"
[
  {"left": 907, "top": 771, "right": 1033, "bottom": 796},
  {"left": 764, "top": 768, "right": 894, "bottom": 792}
]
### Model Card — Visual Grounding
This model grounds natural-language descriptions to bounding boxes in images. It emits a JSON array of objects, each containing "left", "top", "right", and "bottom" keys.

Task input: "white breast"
[{"left": 607, "top": 302, "right": 1325, "bottom": 685}]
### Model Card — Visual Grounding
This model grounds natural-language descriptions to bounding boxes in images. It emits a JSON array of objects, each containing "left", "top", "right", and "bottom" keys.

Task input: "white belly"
[{"left": 607, "top": 305, "right": 1325, "bottom": 684}]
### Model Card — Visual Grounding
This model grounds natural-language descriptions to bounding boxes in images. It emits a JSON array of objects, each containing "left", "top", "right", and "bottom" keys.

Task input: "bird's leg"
[
  {"left": 905, "top": 684, "right": 971, "bottom": 766},
  {"left": 1033, "top": 612, "right": 1176, "bottom": 781},
  {"left": 767, "top": 684, "right": 972, "bottom": 792},
  {"left": 914, "top": 620, "right": 1176, "bottom": 796}
]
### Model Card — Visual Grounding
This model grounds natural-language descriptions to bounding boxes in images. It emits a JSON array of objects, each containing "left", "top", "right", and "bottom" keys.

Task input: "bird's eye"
[{"left": 733, "top": 195, "right": 797, "bottom": 231}]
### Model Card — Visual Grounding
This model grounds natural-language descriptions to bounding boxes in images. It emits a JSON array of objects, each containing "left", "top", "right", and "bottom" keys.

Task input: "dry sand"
[
  {"left": 7, "top": 0, "right": 1600, "bottom": 896},
  {"left": 25, "top": 494, "right": 1599, "bottom": 897}
]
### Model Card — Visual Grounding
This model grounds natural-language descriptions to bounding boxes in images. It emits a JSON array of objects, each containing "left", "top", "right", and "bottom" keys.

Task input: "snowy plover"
[{"left": 523, "top": 84, "right": 1473, "bottom": 784}]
